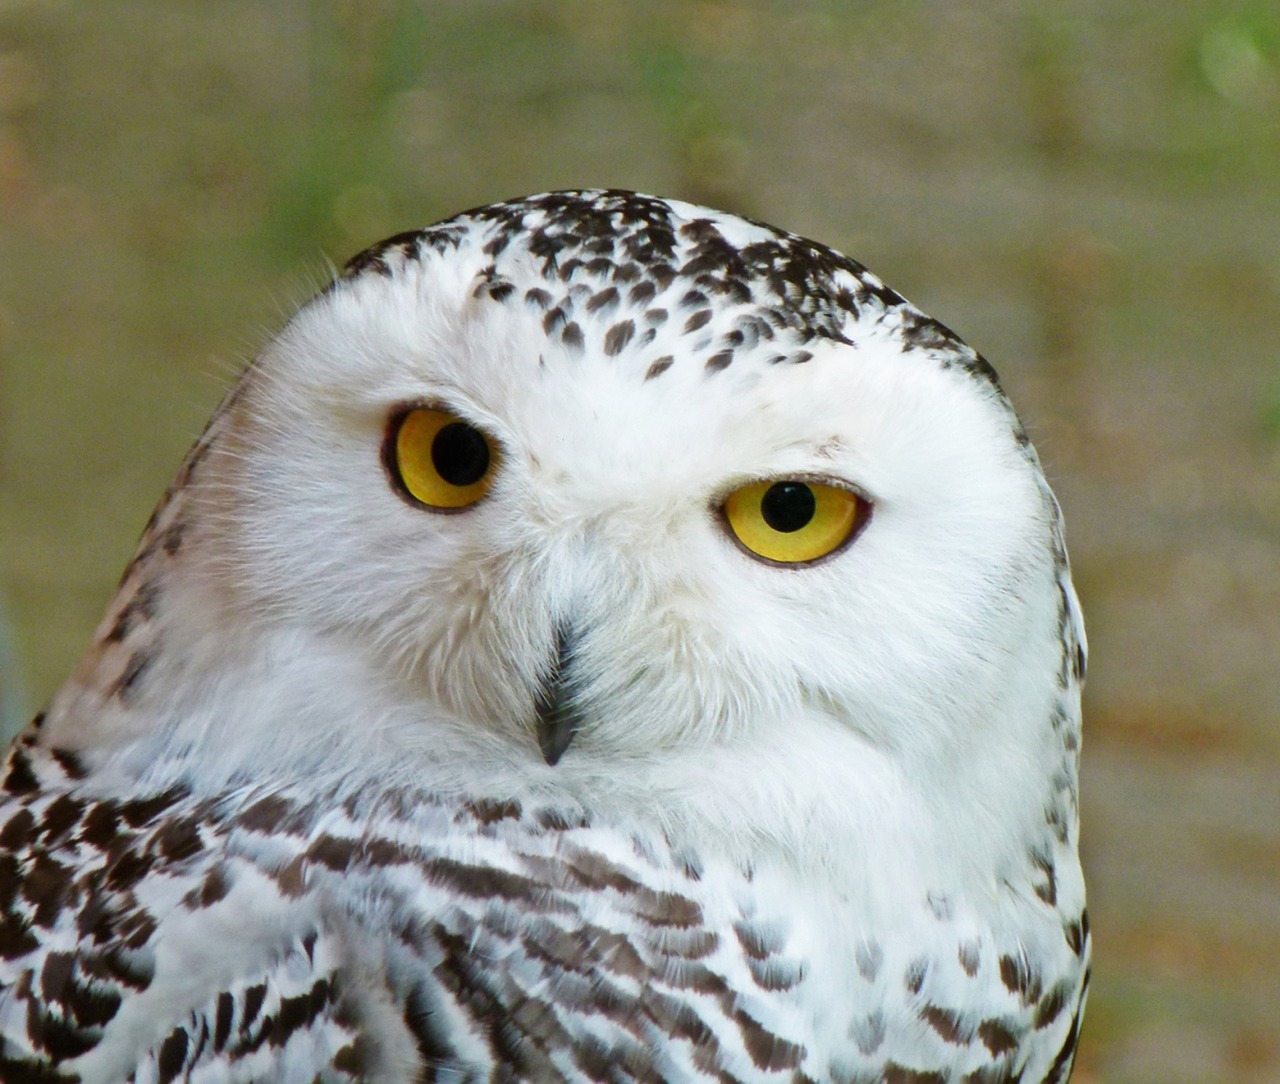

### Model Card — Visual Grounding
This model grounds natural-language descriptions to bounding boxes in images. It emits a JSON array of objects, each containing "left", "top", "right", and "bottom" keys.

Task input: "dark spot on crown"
[
  {"left": 560, "top": 321, "right": 584, "bottom": 351},
  {"left": 585, "top": 287, "right": 619, "bottom": 313},
  {"left": 603, "top": 320, "right": 635, "bottom": 356},
  {"left": 644, "top": 357, "right": 674, "bottom": 381},
  {"left": 338, "top": 230, "right": 424, "bottom": 279},
  {"left": 331, "top": 190, "right": 1015, "bottom": 403},
  {"left": 542, "top": 306, "right": 569, "bottom": 335},
  {"left": 683, "top": 309, "right": 713, "bottom": 334},
  {"left": 628, "top": 281, "right": 657, "bottom": 305}
]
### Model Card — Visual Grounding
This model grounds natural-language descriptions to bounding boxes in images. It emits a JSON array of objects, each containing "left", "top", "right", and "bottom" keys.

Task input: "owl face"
[{"left": 188, "top": 194, "right": 1066, "bottom": 827}]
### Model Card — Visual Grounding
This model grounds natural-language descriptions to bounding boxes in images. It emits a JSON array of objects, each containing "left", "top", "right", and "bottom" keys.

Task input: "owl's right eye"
[
  {"left": 386, "top": 406, "right": 499, "bottom": 510},
  {"left": 722, "top": 478, "right": 866, "bottom": 565}
]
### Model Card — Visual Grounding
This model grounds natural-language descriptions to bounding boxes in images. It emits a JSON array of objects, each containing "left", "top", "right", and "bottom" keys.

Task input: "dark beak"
[{"left": 534, "top": 624, "right": 581, "bottom": 766}]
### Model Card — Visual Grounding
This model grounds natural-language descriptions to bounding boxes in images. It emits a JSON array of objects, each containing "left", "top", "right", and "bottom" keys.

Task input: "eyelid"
[{"left": 711, "top": 473, "right": 871, "bottom": 511}]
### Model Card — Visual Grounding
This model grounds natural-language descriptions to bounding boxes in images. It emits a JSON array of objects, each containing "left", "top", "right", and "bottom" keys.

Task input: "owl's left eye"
[
  {"left": 386, "top": 406, "right": 499, "bottom": 510},
  {"left": 722, "top": 479, "right": 866, "bottom": 565}
]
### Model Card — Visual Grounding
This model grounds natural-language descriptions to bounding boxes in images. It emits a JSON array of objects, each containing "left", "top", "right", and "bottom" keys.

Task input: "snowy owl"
[{"left": 0, "top": 190, "right": 1088, "bottom": 1082}]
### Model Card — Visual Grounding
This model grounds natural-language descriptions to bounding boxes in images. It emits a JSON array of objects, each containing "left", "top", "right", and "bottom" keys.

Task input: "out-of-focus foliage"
[{"left": 1, "top": 3, "right": 1278, "bottom": 1081}]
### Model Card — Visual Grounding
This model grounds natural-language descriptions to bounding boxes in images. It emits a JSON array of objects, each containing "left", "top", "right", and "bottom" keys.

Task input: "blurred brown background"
[{"left": 1, "top": 3, "right": 1277, "bottom": 1080}]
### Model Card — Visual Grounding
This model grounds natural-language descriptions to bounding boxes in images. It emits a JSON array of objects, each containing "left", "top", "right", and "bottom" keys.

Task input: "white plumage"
[{"left": 0, "top": 190, "right": 1087, "bottom": 1082}]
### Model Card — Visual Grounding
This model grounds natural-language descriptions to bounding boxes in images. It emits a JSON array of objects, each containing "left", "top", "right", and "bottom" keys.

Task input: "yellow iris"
[
  {"left": 723, "top": 479, "right": 863, "bottom": 564},
  {"left": 390, "top": 407, "right": 498, "bottom": 510}
]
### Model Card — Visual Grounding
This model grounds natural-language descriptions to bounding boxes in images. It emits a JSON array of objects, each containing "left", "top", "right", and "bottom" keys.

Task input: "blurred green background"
[{"left": 1, "top": 2, "right": 1278, "bottom": 1080}]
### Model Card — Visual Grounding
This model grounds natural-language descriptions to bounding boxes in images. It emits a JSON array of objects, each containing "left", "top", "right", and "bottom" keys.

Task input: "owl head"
[{"left": 50, "top": 192, "right": 1083, "bottom": 883}]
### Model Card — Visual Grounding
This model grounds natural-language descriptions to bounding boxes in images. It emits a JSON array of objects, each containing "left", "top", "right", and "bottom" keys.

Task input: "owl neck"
[
  {"left": 41, "top": 588, "right": 1081, "bottom": 924},
  {"left": 38, "top": 394, "right": 237, "bottom": 757}
]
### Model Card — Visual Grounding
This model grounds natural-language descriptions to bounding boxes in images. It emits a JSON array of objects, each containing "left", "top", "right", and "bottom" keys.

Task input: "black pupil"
[
  {"left": 431, "top": 422, "right": 490, "bottom": 487},
  {"left": 760, "top": 482, "right": 816, "bottom": 533}
]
